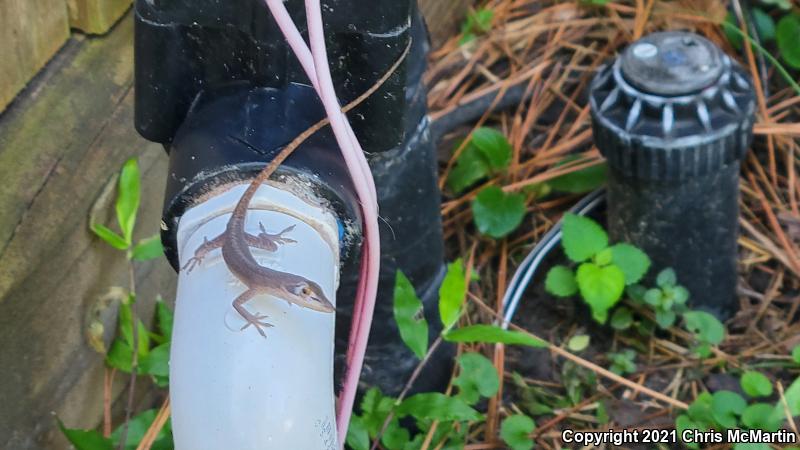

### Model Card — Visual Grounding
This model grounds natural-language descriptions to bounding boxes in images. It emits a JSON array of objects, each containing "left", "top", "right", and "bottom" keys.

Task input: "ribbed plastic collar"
[{"left": 589, "top": 32, "right": 756, "bottom": 180}]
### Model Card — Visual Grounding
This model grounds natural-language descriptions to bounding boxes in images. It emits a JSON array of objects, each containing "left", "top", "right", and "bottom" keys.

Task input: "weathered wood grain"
[
  {"left": 0, "top": 13, "right": 176, "bottom": 449},
  {"left": 0, "top": 0, "right": 70, "bottom": 112},
  {"left": 67, "top": 0, "right": 132, "bottom": 35}
]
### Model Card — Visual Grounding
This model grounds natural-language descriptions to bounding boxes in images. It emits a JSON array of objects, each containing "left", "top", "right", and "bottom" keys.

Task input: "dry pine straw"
[{"left": 421, "top": 0, "right": 800, "bottom": 449}]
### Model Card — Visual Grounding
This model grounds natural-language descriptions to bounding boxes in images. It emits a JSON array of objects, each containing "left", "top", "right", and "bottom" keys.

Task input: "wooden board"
[
  {"left": 67, "top": 0, "right": 132, "bottom": 35},
  {"left": 0, "top": 12, "right": 176, "bottom": 449},
  {"left": 0, "top": 0, "right": 70, "bottom": 112}
]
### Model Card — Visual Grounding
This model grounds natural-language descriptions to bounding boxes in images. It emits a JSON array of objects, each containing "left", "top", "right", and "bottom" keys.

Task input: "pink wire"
[
  {"left": 264, "top": 0, "right": 378, "bottom": 208},
  {"left": 304, "top": 2, "right": 381, "bottom": 444},
  {"left": 263, "top": 0, "right": 382, "bottom": 445}
]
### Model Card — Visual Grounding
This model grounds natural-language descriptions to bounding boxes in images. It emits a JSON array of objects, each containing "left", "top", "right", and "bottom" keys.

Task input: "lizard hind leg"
[
  {"left": 181, "top": 233, "right": 226, "bottom": 273},
  {"left": 233, "top": 289, "right": 274, "bottom": 338}
]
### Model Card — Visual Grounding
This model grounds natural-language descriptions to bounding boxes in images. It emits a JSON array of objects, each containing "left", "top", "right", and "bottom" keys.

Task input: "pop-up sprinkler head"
[{"left": 590, "top": 31, "right": 756, "bottom": 318}]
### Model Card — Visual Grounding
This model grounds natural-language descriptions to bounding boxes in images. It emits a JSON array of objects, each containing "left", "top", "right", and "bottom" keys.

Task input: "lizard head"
[{"left": 284, "top": 280, "right": 335, "bottom": 313}]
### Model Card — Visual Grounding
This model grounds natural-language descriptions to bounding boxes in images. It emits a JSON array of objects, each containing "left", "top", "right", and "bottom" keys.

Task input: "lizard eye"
[{"left": 301, "top": 286, "right": 312, "bottom": 296}]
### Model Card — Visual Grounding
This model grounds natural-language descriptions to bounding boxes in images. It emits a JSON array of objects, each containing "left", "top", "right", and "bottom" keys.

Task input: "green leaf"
[
  {"left": 435, "top": 428, "right": 467, "bottom": 450},
  {"left": 438, "top": 259, "right": 466, "bottom": 330},
  {"left": 793, "top": 345, "right": 800, "bottom": 364},
  {"left": 460, "top": 8, "right": 494, "bottom": 44},
  {"left": 393, "top": 271, "right": 429, "bottom": 359},
  {"left": 752, "top": 8, "right": 776, "bottom": 42},
  {"left": 672, "top": 285, "right": 690, "bottom": 304},
  {"left": 676, "top": 414, "right": 701, "bottom": 449},
  {"left": 58, "top": 420, "right": 113, "bottom": 450},
  {"left": 644, "top": 288, "right": 663, "bottom": 306},
  {"left": 359, "top": 387, "right": 395, "bottom": 435},
  {"left": 654, "top": 309, "right": 677, "bottom": 329},
  {"left": 762, "top": 0, "right": 791, "bottom": 10},
  {"left": 610, "top": 307, "right": 633, "bottom": 330},
  {"left": 131, "top": 235, "right": 163, "bottom": 261},
  {"left": 594, "top": 248, "right": 613, "bottom": 266},
  {"left": 575, "top": 262, "right": 625, "bottom": 323},
  {"left": 733, "top": 443, "right": 772, "bottom": 450},
  {"left": 355, "top": 400, "right": 403, "bottom": 450},
  {"left": 683, "top": 311, "right": 725, "bottom": 345},
  {"left": 106, "top": 339, "right": 133, "bottom": 372},
  {"left": 91, "top": 223, "right": 129, "bottom": 250},
  {"left": 471, "top": 9, "right": 493, "bottom": 33},
  {"left": 471, "top": 128, "right": 512, "bottom": 170},
  {"left": 119, "top": 299, "right": 150, "bottom": 357},
  {"left": 155, "top": 300, "right": 173, "bottom": 339},
  {"left": 445, "top": 325, "right": 548, "bottom": 347},
  {"left": 686, "top": 392, "right": 715, "bottom": 430},
  {"left": 596, "top": 401, "right": 609, "bottom": 424},
  {"left": 446, "top": 128, "right": 511, "bottom": 192},
  {"left": 724, "top": 10, "right": 776, "bottom": 51},
  {"left": 777, "top": 14, "right": 800, "bottom": 69},
  {"left": 346, "top": 416, "right": 370, "bottom": 450},
  {"left": 711, "top": 390, "right": 746, "bottom": 429},
  {"left": 627, "top": 284, "right": 646, "bottom": 303},
  {"left": 693, "top": 342, "right": 713, "bottom": 359},
  {"left": 139, "top": 343, "right": 170, "bottom": 386},
  {"left": 740, "top": 371, "right": 773, "bottom": 398},
  {"left": 116, "top": 158, "right": 141, "bottom": 244},
  {"left": 397, "top": 393, "right": 482, "bottom": 422},
  {"left": 460, "top": 32, "right": 477, "bottom": 45},
  {"left": 471, "top": 186, "right": 526, "bottom": 238},
  {"left": 549, "top": 160, "right": 607, "bottom": 194},
  {"left": 609, "top": 244, "right": 650, "bottom": 284},
  {"left": 567, "top": 334, "right": 590, "bottom": 352},
  {"left": 724, "top": 13, "right": 744, "bottom": 50},
  {"left": 545, "top": 265, "right": 578, "bottom": 297},
  {"left": 608, "top": 349, "right": 636, "bottom": 375},
  {"left": 769, "top": 375, "right": 800, "bottom": 426},
  {"left": 500, "top": 415, "right": 535, "bottom": 450},
  {"left": 382, "top": 421, "right": 410, "bottom": 450},
  {"left": 448, "top": 144, "right": 488, "bottom": 193},
  {"left": 656, "top": 268, "right": 676, "bottom": 288},
  {"left": 561, "top": 214, "right": 608, "bottom": 263},
  {"left": 741, "top": 403, "right": 781, "bottom": 431},
  {"left": 454, "top": 353, "right": 500, "bottom": 404},
  {"left": 111, "top": 409, "right": 171, "bottom": 450}
]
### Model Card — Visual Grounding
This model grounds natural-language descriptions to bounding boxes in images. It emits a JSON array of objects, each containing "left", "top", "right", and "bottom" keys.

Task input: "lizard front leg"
[
  {"left": 181, "top": 234, "right": 226, "bottom": 272},
  {"left": 252, "top": 223, "right": 297, "bottom": 252},
  {"left": 233, "top": 289, "right": 274, "bottom": 338},
  {"left": 240, "top": 223, "right": 296, "bottom": 253}
]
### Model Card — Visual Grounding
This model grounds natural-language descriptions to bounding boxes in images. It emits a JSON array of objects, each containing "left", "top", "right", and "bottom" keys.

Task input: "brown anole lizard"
[{"left": 182, "top": 42, "right": 410, "bottom": 337}]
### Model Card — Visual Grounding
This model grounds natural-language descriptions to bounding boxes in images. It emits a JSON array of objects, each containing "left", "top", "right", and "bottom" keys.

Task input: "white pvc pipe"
[{"left": 170, "top": 180, "right": 340, "bottom": 450}]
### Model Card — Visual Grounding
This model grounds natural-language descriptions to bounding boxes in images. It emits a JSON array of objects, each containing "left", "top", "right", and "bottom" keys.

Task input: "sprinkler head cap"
[
  {"left": 589, "top": 31, "right": 756, "bottom": 181},
  {"left": 620, "top": 32, "right": 724, "bottom": 97}
]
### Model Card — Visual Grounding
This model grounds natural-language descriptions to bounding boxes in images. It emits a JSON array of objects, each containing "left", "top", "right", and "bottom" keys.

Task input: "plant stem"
[
  {"left": 722, "top": 22, "right": 800, "bottom": 97},
  {"left": 117, "top": 265, "right": 139, "bottom": 450}
]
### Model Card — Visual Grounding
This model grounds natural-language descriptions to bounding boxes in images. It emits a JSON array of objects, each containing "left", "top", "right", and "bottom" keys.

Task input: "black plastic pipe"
[
  {"left": 589, "top": 32, "right": 756, "bottom": 318},
  {"left": 134, "top": 0, "right": 447, "bottom": 395}
]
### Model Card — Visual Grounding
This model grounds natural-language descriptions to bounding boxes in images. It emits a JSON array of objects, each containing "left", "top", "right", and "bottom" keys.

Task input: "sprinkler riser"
[
  {"left": 590, "top": 32, "right": 756, "bottom": 317},
  {"left": 606, "top": 163, "right": 740, "bottom": 317}
]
